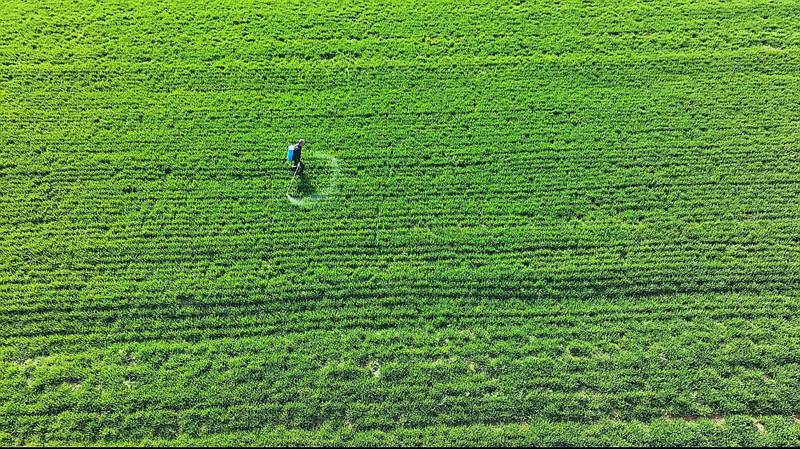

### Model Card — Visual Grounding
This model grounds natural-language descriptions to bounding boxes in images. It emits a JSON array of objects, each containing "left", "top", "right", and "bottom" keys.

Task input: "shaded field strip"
[
  {"left": 91, "top": 419, "right": 800, "bottom": 447},
  {"left": 5, "top": 45, "right": 800, "bottom": 71},
  {"left": 5, "top": 254, "right": 800, "bottom": 281},
  {"left": 3, "top": 294, "right": 798, "bottom": 341},
  {"left": 6, "top": 219, "right": 799, "bottom": 244},
  {"left": 6, "top": 255, "right": 800, "bottom": 282},
  {"left": 4, "top": 303, "right": 798, "bottom": 340},
  {"left": 3, "top": 290, "right": 798, "bottom": 322},
  {"left": 7, "top": 255, "right": 799, "bottom": 286},
  {"left": 3, "top": 320, "right": 798, "bottom": 364},
  {"left": 6, "top": 259, "right": 800, "bottom": 286},
  {"left": 4, "top": 396, "right": 792, "bottom": 428}
]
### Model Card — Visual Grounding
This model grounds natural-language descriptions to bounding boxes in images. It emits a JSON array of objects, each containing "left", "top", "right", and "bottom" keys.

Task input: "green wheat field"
[{"left": 2, "top": 0, "right": 800, "bottom": 446}]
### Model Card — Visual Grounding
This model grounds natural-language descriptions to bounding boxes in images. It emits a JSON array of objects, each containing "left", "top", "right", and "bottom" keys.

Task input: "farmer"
[{"left": 287, "top": 139, "right": 305, "bottom": 175}]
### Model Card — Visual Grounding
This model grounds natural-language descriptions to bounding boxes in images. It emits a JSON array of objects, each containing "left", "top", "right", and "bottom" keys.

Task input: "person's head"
[{"left": 298, "top": 139, "right": 305, "bottom": 148}]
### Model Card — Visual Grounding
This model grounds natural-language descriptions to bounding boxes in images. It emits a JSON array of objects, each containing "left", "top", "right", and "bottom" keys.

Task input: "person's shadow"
[
  {"left": 296, "top": 173, "right": 313, "bottom": 197},
  {"left": 288, "top": 171, "right": 315, "bottom": 199}
]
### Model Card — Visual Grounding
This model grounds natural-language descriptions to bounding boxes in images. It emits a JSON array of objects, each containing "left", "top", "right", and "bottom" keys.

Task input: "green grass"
[{"left": 2, "top": 0, "right": 800, "bottom": 445}]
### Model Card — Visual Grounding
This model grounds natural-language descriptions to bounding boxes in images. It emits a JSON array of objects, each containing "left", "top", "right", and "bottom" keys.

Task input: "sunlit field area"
[{"left": 2, "top": 0, "right": 800, "bottom": 445}]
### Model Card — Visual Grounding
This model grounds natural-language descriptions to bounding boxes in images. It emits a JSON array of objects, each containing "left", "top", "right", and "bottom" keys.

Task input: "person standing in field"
[{"left": 287, "top": 139, "right": 305, "bottom": 175}]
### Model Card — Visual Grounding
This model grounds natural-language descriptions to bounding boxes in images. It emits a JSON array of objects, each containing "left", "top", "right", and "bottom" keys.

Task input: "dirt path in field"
[{"left": 286, "top": 152, "right": 340, "bottom": 208}]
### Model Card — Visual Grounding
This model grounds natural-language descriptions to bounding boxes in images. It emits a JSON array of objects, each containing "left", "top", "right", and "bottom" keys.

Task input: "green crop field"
[{"left": 2, "top": 0, "right": 800, "bottom": 446}]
